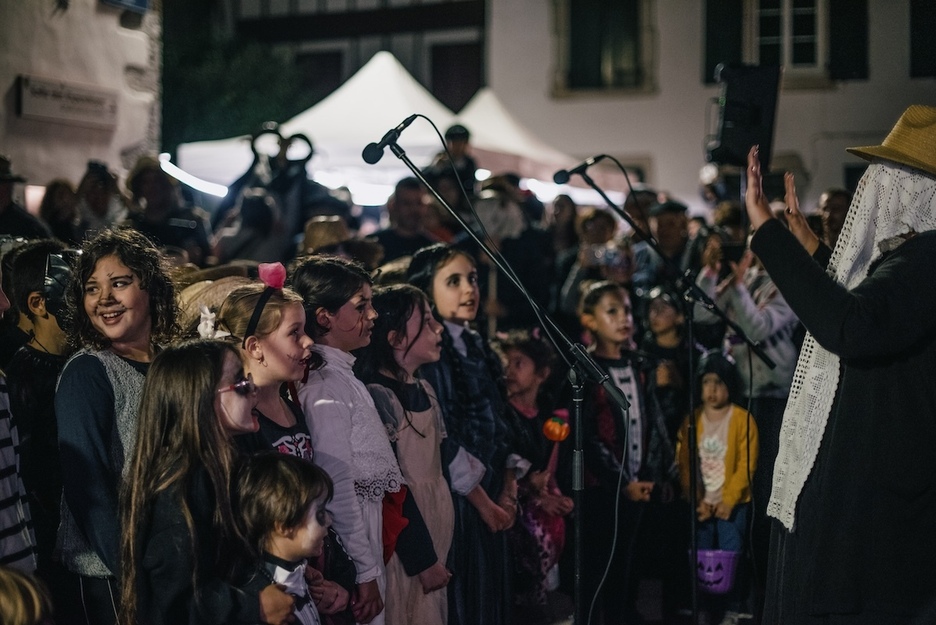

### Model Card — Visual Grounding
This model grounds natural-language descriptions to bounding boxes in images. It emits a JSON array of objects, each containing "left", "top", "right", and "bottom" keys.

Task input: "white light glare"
[
  {"left": 475, "top": 168, "right": 491, "bottom": 181},
  {"left": 158, "top": 153, "right": 228, "bottom": 198}
]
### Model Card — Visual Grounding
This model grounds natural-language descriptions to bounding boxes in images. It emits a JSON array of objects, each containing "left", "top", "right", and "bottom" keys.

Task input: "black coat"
[{"left": 752, "top": 220, "right": 936, "bottom": 624}]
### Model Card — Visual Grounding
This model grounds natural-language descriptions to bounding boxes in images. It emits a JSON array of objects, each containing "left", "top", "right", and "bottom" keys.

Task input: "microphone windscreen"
[
  {"left": 362, "top": 143, "right": 384, "bottom": 165},
  {"left": 553, "top": 170, "right": 570, "bottom": 185}
]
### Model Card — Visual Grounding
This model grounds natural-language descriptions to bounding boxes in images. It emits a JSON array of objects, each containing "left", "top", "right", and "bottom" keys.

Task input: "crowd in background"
[{"left": 0, "top": 128, "right": 856, "bottom": 625}]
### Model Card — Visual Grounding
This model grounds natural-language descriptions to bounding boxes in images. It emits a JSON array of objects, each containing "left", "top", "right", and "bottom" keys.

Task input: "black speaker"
[{"left": 706, "top": 63, "right": 781, "bottom": 170}]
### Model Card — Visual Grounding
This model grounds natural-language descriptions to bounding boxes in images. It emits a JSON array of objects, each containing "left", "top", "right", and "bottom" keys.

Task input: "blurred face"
[
  {"left": 580, "top": 216, "right": 615, "bottom": 245},
  {"left": 255, "top": 302, "right": 314, "bottom": 384},
  {"left": 701, "top": 372, "right": 730, "bottom": 411},
  {"left": 583, "top": 290, "right": 633, "bottom": 348},
  {"left": 504, "top": 349, "right": 547, "bottom": 401},
  {"left": 319, "top": 284, "right": 377, "bottom": 352},
  {"left": 431, "top": 254, "right": 479, "bottom": 325},
  {"left": 280, "top": 496, "right": 332, "bottom": 561},
  {"left": 651, "top": 212, "right": 688, "bottom": 256},
  {"left": 648, "top": 298, "right": 683, "bottom": 336},
  {"left": 83, "top": 254, "right": 151, "bottom": 352},
  {"left": 216, "top": 351, "right": 259, "bottom": 433},
  {"left": 819, "top": 192, "right": 850, "bottom": 245},
  {"left": 391, "top": 187, "right": 426, "bottom": 232},
  {"left": 395, "top": 299, "right": 443, "bottom": 373}
]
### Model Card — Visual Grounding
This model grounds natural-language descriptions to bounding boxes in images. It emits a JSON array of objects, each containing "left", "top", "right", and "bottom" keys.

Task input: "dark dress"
[
  {"left": 751, "top": 219, "right": 936, "bottom": 625},
  {"left": 421, "top": 326, "right": 512, "bottom": 625}
]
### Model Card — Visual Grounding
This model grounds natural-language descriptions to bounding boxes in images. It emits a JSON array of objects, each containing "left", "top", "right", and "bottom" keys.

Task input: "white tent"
[
  {"left": 455, "top": 87, "right": 575, "bottom": 181},
  {"left": 177, "top": 51, "right": 457, "bottom": 203}
]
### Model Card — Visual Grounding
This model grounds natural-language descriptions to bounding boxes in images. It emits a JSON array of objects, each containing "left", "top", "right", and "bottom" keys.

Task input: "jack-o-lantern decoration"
[
  {"left": 543, "top": 416, "right": 570, "bottom": 442},
  {"left": 695, "top": 550, "right": 739, "bottom": 595}
]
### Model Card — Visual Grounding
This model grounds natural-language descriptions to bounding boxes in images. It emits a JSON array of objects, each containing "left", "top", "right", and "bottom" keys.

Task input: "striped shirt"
[{"left": 0, "top": 375, "right": 37, "bottom": 571}]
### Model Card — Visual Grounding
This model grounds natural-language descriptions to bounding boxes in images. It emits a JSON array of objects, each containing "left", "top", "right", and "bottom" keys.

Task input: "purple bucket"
[{"left": 695, "top": 549, "right": 739, "bottom": 595}]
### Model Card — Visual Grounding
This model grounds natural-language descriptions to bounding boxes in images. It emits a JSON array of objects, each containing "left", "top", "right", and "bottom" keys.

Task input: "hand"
[
  {"left": 527, "top": 470, "right": 550, "bottom": 494},
  {"left": 744, "top": 146, "right": 774, "bottom": 230},
  {"left": 655, "top": 361, "right": 674, "bottom": 388},
  {"left": 714, "top": 501, "right": 734, "bottom": 520},
  {"left": 696, "top": 501, "right": 714, "bottom": 522},
  {"left": 417, "top": 561, "right": 452, "bottom": 594},
  {"left": 312, "top": 579, "right": 350, "bottom": 615},
  {"left": 351, "top": 579, "right": 384, "bottom": 624},
  {"left": 480, "top": 499, "right": 514, "bottom": 532},
  {"left": 783, "top": 172, "right": 821, "bottom": 255},
  {"left": 624, "top": 480, "right": 654, "bottom": 502},
  {"left": 537, "top": 492, "right": 574, "bottom": 516},
  {"left": 495, "top": 494, "right": 518, "bottom": 531},
  {"left": 701, "top": 235, "right": 723, "bottom": 272},
  {"left": 259, "top": 584, "right": 296, "bottom": 625}
]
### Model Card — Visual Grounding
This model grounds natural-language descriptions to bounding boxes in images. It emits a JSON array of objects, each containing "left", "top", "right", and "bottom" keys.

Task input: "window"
[
  {"left": 703, "top": 0, "right": 867, "bottom": 87},
  {"left": 749, "top": 0, "right": 826, "bottom": 78},
  {"left": 554, "top": 0, "right": 655, "bottom": 95}
]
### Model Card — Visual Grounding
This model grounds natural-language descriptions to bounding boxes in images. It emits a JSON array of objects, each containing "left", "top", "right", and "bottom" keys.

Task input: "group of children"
[{"left": 0, "top": 226, "right": 761, "bottom": 625}]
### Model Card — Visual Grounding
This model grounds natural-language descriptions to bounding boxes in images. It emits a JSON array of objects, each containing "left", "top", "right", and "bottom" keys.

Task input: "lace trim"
[{"left": 768, "top": 163, "right": 936, "bottom": 530}]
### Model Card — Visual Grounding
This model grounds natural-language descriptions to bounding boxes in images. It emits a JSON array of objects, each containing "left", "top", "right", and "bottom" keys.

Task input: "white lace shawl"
[{"left": 769, "top": 161, "right": 936, "bottom": 530}]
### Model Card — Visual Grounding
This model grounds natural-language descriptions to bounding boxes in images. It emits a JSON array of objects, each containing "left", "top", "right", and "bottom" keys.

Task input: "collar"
[{"left": 313, "top": 343, "right": 355, "bottom": 371}]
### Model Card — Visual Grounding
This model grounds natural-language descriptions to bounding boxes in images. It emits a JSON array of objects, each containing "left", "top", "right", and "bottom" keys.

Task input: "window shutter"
[
  {"left": 828, "top": 0, "right": 868, "bottom": 80},
  {"left": 704, "top": 0, "right": 744, "bottom": 85},
  {"left": 910, "top": 0, "right": 936, "bottom": 78}
]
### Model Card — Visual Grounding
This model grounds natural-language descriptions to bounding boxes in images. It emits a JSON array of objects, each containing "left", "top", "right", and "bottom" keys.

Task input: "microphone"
[
  {"left": 553, "top": 154, "right": 608, "bottom": 184},
  {"left": 362, "top": 114, "right": 419, "bottom": 164}
]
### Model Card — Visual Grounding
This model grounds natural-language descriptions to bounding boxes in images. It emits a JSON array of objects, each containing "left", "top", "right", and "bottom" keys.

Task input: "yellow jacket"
[{"left": 677, "top": 404, "right": 759, "bottom": 509}]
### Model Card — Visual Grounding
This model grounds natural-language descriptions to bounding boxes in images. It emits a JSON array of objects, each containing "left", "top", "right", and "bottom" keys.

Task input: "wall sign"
[{"left": 17, "top": 74, "right": 119, "bottom": 130}]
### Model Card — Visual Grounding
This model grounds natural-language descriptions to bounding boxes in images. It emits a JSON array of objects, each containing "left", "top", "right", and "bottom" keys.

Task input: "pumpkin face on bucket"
[{"left": 694, "top": 549, "right": 739, "bottom": 595}]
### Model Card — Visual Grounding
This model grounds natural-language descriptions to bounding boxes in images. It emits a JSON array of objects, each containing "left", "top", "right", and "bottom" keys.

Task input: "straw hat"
[
  {"left": 178, "top": 275, "right": 255, "bottom": 332},
  {"left": 847, "top": 105, "right": 936, "bottom": 177}
]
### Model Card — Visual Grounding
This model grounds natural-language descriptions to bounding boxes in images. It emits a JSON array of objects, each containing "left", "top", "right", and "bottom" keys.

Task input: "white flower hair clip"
[{"left": 198, "top": 305, "right": 230, "bottom": 340}]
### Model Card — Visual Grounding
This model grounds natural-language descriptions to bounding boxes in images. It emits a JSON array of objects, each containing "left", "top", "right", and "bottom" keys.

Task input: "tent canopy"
[{"left": 177, "top": 51, "right": 619, "bottom": 205}]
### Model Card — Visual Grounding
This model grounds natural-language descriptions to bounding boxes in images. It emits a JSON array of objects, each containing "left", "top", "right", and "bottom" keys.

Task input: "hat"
[
  {"left": 444, "top": 124, "right": 470, "bottom": 141},
  {"left": 846, "top": 105, "right": 936, "bottom": 178},
  {"left": 649, "top": 200, "right": 688, "bottom": 217},
  {"left": 0, "top": 155, "right": 26, "bottom": 183}
]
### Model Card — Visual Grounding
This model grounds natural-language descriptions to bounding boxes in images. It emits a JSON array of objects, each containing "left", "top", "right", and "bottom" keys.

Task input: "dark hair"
[
  {"left": 289, "top": 254, "right": 372, "bottom": 340},
  {"left": 406, "top": 243, "right": 475, "bottom": 299},
  {"left": 394, "top": 176, "right": 423, "bottom": 197},
  {"left": 120, "top": 339, "right": 247, "bottom": 625},
  {"left": 236, "top": 452, "right": 333, "bottom": 561},
  {"left": 494, "top": 329, "right": 555, "bottom": 373},
  {"left": 64, "top": 228, "right": 178, "bottom": 351},
  {"left": 38, "top": 179, "right": 76, "bottom": 225},
  {"left": 10, "top": 239, "right": 66, "bottom": 322},
  {"left": 239, "top": 189, "right": 277, "bottom": 236},
  {"left": 578, "top": 280, "right": 627, "bottom": 317},
  {"left": 354, "top": 284, "right": 429, "bottom": 383},
  {"left": 696, "top": 350, "right": 742, "bottom": 405}
]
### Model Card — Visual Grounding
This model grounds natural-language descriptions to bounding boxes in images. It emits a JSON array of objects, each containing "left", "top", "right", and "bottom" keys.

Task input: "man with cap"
[
  {"left": 633, "top": 199, "right": 701, "bottom": 293},
  {"left": 0, "top": 155, "right": 51, "bottom": 240},
  {"left": 425, "top": 124, "right": 478, "bottom": 197},
  {"left": 744, "top": 105, "right": 936, "bottom": 625}
]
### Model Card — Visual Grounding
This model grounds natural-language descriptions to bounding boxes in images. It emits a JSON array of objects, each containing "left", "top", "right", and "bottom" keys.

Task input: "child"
[
  {"left": 576, "top": 280, "right": 677, "bottom": 625},
  {"left": 216, "top": 263, "right": 354, "bottom": 620},
  {"left": 290, "top": 255, "right": 405, "bottom": 625},
  {"left": 6, "top": 241, "right": 69, "bottom": 582},
  {"left": 118, "top": 339, "right": 295, "bottom": 625},
  {"left": 54, "top": 228, "right": 178, "bottom": 625},
  {"left": 639, "top": 286, "right": 692, "bottom": 441},
  {"left": 237, "top": 452, "right": 335, "bottom": 625},
  {"left": 406, "top": 243, "right": 515, "bottom": 625},
  {"left": 677, "top": 351, "right": 758, "bottom": 625},
  {"left": 495, "top": 330, "right": 574, "bottom": 625},
  {"left": 354, "top": 283, "right": 453, "bottom": 625}
]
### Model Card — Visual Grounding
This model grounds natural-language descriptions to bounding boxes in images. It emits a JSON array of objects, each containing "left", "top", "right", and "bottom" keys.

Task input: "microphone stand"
[
  {"left": 383, "top": 139, "right": 628, "bottom": 625},
  {"left": 574, "top": 169, "right": 775, "bottom": 625}
]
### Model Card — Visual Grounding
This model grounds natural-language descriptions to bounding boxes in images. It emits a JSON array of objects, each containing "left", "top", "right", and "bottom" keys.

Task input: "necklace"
[{"left": 28, "top": 333, "right": 53, "bottom": 355}]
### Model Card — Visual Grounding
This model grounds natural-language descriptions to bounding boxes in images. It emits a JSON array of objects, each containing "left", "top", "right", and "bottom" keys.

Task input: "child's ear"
[
  {"left": 536, "top": 366, "right": 552, "bottom": 383},
  {"left": 580, "top": 313, "right": 596, "bottom": 333},
  {"left": 26, "top": 291, "right": 47, "bottom": 318},
  {"left": 244, "top": 335, "right": 263, "bottom": 361},
  {"left": 273, "top": 521, "right": 296, "bottom": 539},
  {"left": 387, "top": 329, "right": 404, "bottom": 348},
  {"left": 315, "top": 307, "right": 331, "bottom": 330}
]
